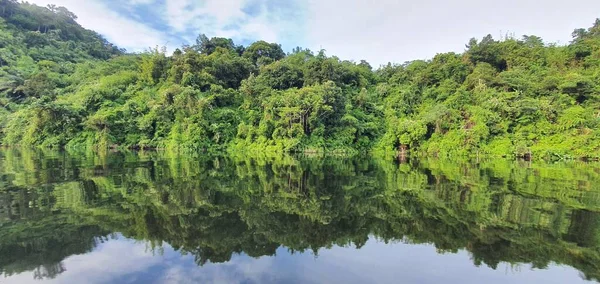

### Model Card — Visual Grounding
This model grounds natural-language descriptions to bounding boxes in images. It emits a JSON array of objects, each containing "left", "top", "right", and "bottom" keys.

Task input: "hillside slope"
[{"left": 0, "top": 1, "right": 599, "bottom": 160}]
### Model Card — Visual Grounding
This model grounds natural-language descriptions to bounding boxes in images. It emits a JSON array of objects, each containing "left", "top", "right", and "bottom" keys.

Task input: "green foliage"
[
  {"left": 243, "top": 40, "right": 285, "bottom": 66},
  {"left": 1, "top": 2, "right": 600, "bottom": 160},
  {"left": 376, "top": 19, "right": 600, "bottom": 160}
]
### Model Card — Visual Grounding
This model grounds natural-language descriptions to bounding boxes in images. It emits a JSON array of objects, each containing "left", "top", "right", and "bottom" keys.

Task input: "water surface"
[{"left": 0, "top": 150, "right": 599, "bottom": 283}]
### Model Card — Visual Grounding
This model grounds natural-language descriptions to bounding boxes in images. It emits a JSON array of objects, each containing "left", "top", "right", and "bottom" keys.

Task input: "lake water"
[{"left": 0, "top": 149, "right": 599, "bottom": 284}]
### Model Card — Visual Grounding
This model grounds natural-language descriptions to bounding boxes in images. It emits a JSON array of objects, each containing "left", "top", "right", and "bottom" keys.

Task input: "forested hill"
[{"left": 1, "top": 1, "right": 599, "bottom": 160}]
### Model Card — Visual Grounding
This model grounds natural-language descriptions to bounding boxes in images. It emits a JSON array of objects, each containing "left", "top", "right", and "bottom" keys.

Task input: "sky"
[{"left": 24, "top": 0, "right": 600, "bottom": 66}]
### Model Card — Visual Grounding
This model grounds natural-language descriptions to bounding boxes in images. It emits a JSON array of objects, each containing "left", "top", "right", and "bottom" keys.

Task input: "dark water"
[{"left": 1, "top": 150, "right": 599, "bottom": 284}]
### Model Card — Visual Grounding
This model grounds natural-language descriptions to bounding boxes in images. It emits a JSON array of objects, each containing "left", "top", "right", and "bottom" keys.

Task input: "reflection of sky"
[{"left": 1, "top": 236, "right": 593, "bottom": 284}]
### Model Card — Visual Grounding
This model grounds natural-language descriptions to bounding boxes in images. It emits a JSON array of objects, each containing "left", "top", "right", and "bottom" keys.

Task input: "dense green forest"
[
  {"left": 1, "top": 149, "right": 600, "bottom": 280},
  {"left": 1, "top": 1, "right": 600, "bottom": 159}
]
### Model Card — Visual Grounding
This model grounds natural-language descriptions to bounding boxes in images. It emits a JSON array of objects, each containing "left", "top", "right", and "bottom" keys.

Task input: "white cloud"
[
  {"left": 25, "top": 0, "right": 171, "bottom": 52},
  {"left": 164, "top": 0, "right": 246, "bottom": 36},
  {"left": 23, "top": 0, "right": 600, "bottom": 66},
  {"left": 128, "top": 0, "right": 155, "bottom": 5},
  {"left": 162, "top": 0, "right": 293, "bottom": 44},
  {"left": 305, "top": 0, "right": 600, "bottom": 67},
  {"left": 22, "top": 0, "right": 299, "bottom": 53}
]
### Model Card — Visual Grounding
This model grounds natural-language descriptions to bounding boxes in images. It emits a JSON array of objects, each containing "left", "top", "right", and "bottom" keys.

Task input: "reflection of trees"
[
  {"left": 1, "top": 149, "right": 600, "bottom": 280},
  {"left": 0, "top": 214, "right": 110, "bottom": 280},
  {"left": 34, "top": 263, "right": 65, "bottom": 280}
]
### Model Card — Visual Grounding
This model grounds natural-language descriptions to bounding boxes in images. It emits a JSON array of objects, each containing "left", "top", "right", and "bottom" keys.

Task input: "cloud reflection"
[{"left": 1, "top": 236, "right": 590, "bottom": 284}]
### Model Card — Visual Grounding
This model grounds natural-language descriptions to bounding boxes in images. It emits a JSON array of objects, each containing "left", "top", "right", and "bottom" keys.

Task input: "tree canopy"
[{"left": 1, "top": 1, "right": 600, "bottom": 160}]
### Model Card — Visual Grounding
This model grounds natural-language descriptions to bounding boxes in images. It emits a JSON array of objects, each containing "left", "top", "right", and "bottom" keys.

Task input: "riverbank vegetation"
[{"left": 1, "top": 1, "right": 600, "bottom": 159}]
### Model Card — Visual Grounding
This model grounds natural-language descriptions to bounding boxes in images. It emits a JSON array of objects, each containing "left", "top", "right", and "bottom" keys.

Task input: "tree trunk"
[{"left": 398, "top": 145, "right": 408, "bottom": 163}]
